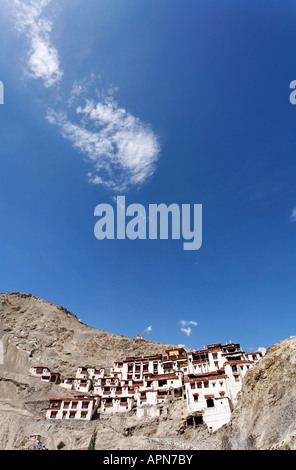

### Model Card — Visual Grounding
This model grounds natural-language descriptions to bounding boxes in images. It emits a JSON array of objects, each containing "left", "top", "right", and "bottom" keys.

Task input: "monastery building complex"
[{"left": 29, "top": 341, "right": 262, "bottom": 432}]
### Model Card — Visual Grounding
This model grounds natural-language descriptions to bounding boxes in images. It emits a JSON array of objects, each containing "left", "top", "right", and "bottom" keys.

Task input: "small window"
[
  {"left": 187, "top": 417, "right": 194, "bottom": 427},
  {"left": 195, "top": 415, "right": 203, "bottom": 426}
]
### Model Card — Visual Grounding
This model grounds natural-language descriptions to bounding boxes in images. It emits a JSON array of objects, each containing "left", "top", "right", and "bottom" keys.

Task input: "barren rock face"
[
  {"left": 219, "top": 337, "right": 296, "bottom": 450},
  {"left": 0, "top": 292, "right": 295, "bottom": 450},
  {"left": 0, "top": 292, "right": 178, "bottom": 376}
]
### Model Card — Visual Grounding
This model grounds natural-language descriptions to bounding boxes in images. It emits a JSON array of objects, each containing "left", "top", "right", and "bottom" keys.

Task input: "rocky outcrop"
[{"left": 219, "top": 337, "right": 296, "bottom": 450}]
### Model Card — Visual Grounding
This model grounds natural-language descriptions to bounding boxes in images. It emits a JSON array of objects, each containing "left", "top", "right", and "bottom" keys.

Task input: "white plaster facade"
[
  {"left": 100, "top": 396, "right": 135, "bottom": 413},
  {"left": 29, "top": 366, "right": 50, "bottom": 378},
  {"left": 46, "top": 396, "right": 100, "bottom": 421},
  {"left": 60, "top": 378, "right": 75, "bottom": 390},
  {"left": 73, "top": 378, "right": 92, "bottom": 393},
  {"left": 37, "top": 341, "right": 263, "bottom": 427},
  {"left": 75, "top": 366, "right": 104, "bottom": 380}
]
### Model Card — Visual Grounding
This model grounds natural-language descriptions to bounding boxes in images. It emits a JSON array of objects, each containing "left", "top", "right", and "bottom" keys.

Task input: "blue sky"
[{"left": 0, "top": 0, "right": 295, "bottom": 354}]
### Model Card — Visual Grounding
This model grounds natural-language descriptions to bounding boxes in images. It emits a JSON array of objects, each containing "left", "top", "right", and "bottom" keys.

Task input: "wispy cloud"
[
  {"left": 290, "top": 207, "right": 296, "bottom": 222},
  {"left": 46, "top": 94, "right": 160, "bottom": 191},
  {"left": 179, "top": 320, "right": 198, "bottom": 327},
  {"left": 144, "top": 326, "right": 152, "bottom": 334},
  {"left": 9, "top": 1, "right": 160, "bottom": 191},
  {"left": 179, "top": 320, "right": 198, "bottom": 336},
  {"left": 10, "top": 0, "right": 63, "bottom": 88},
  {"left": 67, "top": 74, "right": 98, "bottom": 106},
  {"left": 181, "top": 327, "right": 192, "bottom": 336}
]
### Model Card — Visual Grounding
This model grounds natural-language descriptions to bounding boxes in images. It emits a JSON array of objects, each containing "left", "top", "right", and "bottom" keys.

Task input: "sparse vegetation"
[
  {"left": 88, "top": 428, "right": 97, "bottom": 450},
  {"left": 57, "top": 441, "right": 66, "bottom": 450}
]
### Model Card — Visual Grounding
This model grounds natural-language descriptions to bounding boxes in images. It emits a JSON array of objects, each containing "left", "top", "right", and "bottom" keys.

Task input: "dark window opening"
[
  {"left": 186, "top": 415, "right": 203, "bottom": 427},
  {"left": 207, "top": 398, "right": 214, "bottom": 408}
]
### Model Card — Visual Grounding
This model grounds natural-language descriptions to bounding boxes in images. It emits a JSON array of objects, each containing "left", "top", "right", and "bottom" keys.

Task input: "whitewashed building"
[
  {"left": 60, "top": 377, "right": 75, "bottom": 390},
  {"left": 75, "top": 366, "right": 104, "bottom": 380},
  {"left": 100, "top": 395, "right": 135, "bottom": 413},
  {"left": 73, "top": 378, "right": 92, "bottom": 393},
  {"left": 184, "top": 371, "right": 232, "bottom": 431},
  {"left": 46, "top": 395, "right": 100, "bottom": 421},
  {"left": 39, "top": 340, "right": 263, "bottom": 428},
  {"left": 184, "top": 342, "right": 262, "bottom": 431},
  {"left": 29, "top": 366, "right": 50, "bottom": 379}
]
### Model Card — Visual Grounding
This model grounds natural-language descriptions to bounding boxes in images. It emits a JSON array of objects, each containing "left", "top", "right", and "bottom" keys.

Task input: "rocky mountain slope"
[
  {"left": 0, "top": 292, "right": 180, "bottom": 376},
  {"left": 219, "top": 336, "right": 296, "bottom": 450},
  {"left": 0, "top": 292, "right": 295, "bottom": 450}
]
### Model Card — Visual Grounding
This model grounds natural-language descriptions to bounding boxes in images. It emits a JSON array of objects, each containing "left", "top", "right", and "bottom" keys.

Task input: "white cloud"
[
  {"left": 179, "top": 320, "right": 198, "bottom": 337},
  {"left": 10, "top": 2, "right": 160, "bottom": 191},
  {"left": 46, "top": 95, "right": 160, "bottom": 191},
  {"left": 67, "top": 74, "right": 97, "bottom": 106},
  {"left": 290, "top": 207, "right": 296, "bottom": 222},
  {"left": 10, "top": 0, "right": 63, "bottom": 87},
  {"left": 181, "top": 327, "right": 192, "bottom": 336},
  {"left": 144, "top": 326, "right": 152, "bottom": 334},
  {"left": 179, "top": 320, "right": 198, "bottom": 327}
]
